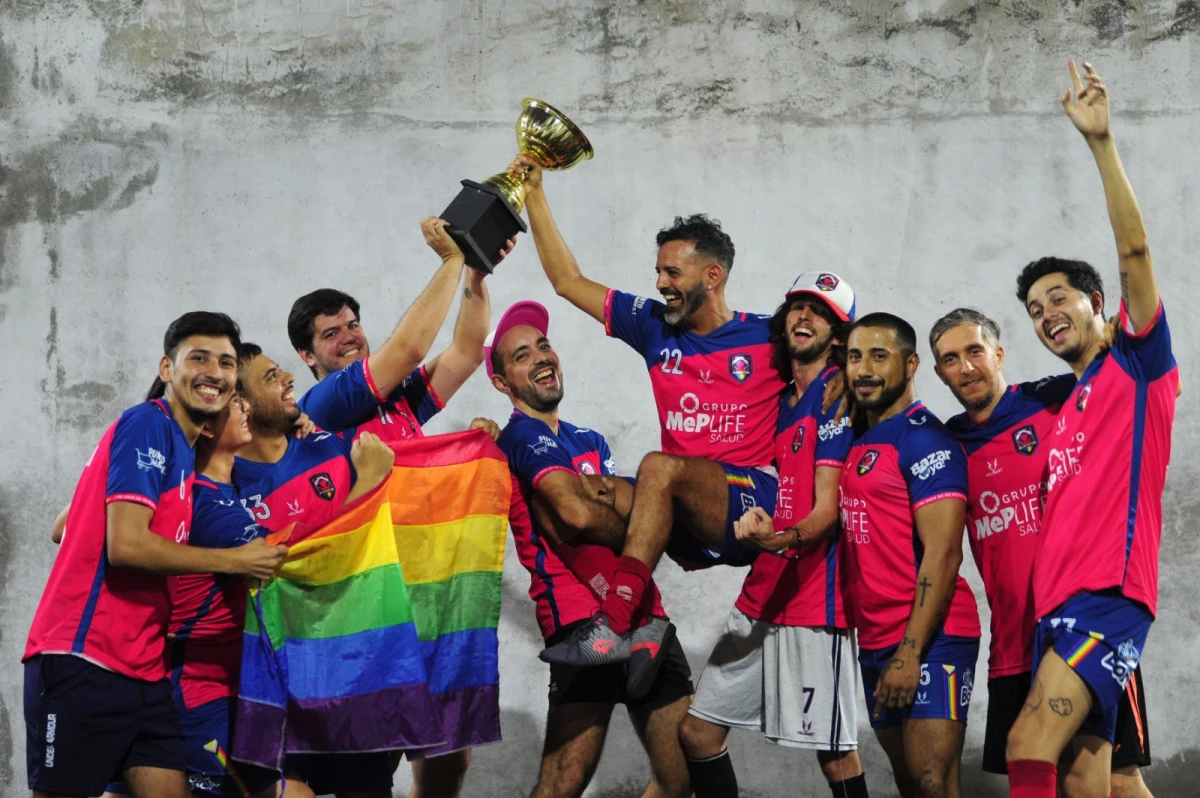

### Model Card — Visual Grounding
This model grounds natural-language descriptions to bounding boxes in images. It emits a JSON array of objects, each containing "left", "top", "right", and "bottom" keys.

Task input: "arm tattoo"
[
  {"left": 888, "top": 658, "right": 905, "bottom": 671},
  {"left": 918, "top": 576, "right": 932, "bottom": 607},
  {"left": 902, "top": 636, "right": 918, "bottom": 651},
  {"left": 1049, "top": 698, "right": 1074, "bottom": 717},
  {"left": 1120, "top": 270, "right": 1129, "bottom": 306},
  {"left": 464, "top": 286, "right": 473, "bottom": 299}
]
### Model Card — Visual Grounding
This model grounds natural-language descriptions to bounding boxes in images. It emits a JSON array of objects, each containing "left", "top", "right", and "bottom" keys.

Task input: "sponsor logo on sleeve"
[
  {"left": 909, "top": 449, "right": 952, "bottom": 481},
  {"left": 137, "top": 447, "right": 167, "bottom": 474}
]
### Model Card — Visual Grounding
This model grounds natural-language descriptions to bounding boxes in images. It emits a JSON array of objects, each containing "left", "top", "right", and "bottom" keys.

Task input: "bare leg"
[
  {"left": 530, "top": 702, "right": 614, "bottom": 798},
  {"left": 1059, "top": 735, "right": 1114, "bottom": 798},
  {"left": 1110, "top": 764, "right": 1153, "bottom": 798},
  {"left": 904, "top": 718, "right": 965, "bottom": 798},
  {"left": 121, "top": 766, "right": 190, "bottom": 798},
  {"left": 1007, "top": 651, "right": 1093, "bottom": 765},
  {"left": 817, "top": 749, "right": 864, "bottom": 783},
  {"left": 622, "top": 453, "right": 731, "bottom": 569},
  {"left": 408, "top": 750, "right": 471, "bottom": 798},
  {"left": 629, "top": 696, "right": 692, "bottom": 798},
  {"left": 873, "top": 727, "right": 916, "bottom": 798}
]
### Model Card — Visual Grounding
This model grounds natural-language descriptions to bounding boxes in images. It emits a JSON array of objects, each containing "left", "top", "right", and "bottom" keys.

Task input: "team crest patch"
[
  {"left": 815, "top": 273, "right": 839, "bottom": 292},
  {"left": 1076, "top": 383, "right": 1092, "bottom": 412},
  {"left": 791, "top": 425, "right": 806, "bottom": 453},
  {"left": 1011, "top": 424, "right": 1039, "bottom": 456},
  {"left": 729, "top": 354, "right": 753, "bottom": 382},
  {"left": 857, "top": 449, "right": 880, "bottom": 476},
  {"left": 309, "top": 472, "right": 336, "bottom": 501}
]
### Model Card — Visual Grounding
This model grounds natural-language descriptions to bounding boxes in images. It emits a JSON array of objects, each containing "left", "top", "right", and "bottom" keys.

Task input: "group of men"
[{"left": 21, "top": 60, "right": 1175, "bottom": 798}]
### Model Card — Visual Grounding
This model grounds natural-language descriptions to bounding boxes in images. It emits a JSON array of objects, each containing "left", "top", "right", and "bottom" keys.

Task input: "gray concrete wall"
[{"left": 1, "top": 0, "right": 1198, "bottom": 795}]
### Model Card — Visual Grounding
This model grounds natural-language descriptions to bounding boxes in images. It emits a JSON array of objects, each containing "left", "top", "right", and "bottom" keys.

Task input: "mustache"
[{"left": 853, "top": 378, "right": 884, "bottom": 388}]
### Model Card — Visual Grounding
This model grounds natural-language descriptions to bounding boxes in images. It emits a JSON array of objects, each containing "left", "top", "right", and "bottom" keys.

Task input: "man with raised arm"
[
  {"left": 839, "top": 313, "right": 982, "bottom": 798},
  {"left": 1005, "top": 61, "right": 1177, "bottom": 798},
  {"left": 514, "top": 155, "right": 784, "bottom": 665}
]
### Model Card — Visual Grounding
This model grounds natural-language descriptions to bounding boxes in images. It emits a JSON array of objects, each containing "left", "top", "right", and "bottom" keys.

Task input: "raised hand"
[
  {"left": 293, "top": 413, "right": 316, "bottom": 439},
  {"left": 469, "top": 417, "right": 501, "bottom": 442},
  {"left": 508, "top": 154, "right": 543, "bottom": 193},
  {"left": 421, "top": 216, "right": 465, "bottom": 263},
  {"left": 350, "top": 432, "right": 396, "bottom": 489},
  {"left": 1062, "top": 59, "right": 1109, "bottom": 139},
  {"left": 229, "top": 537, "right": 288, "bottom": 581}
]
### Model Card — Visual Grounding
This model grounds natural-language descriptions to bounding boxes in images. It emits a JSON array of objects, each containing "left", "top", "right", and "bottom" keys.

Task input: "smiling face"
[
  {"left": 160, "top": 335, "right": 239, "bottom": 425},
  {"left": 300, "top": 305, "right": 370, "bottom": 379},
  {"left": 655, "top": 240, "right": 719, "bottom": 327},
  {"left": 491, "top": 324, "right": 564, "bottom": 412},
  {"left": 1024, "top": 272, "right": 1103, "bottom": 364},
  {"left": 846, "top": 326, "right": 917, "bottom": 414},
  {"left": 199, "top": 393, "right": 254, "bottom": 455},
  {"left": 933, "top": 323, "right": 1005, "bottom": 413},
  {"left": 239, "top": 354, "right": 300, "bottom": 435},
  {"left": 784, "top": 296, "right": 839, "bottom": 365}
]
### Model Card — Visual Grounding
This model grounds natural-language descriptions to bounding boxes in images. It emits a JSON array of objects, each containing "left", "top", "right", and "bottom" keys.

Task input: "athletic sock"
[
  {"left": 828, "top": 773, "right": 869, "bottom": 797},
  {"left": 1008, "top": 759, "right": 1057, "bottom": 798},
  {"left": 601, "top": 556, "right": 651, "bottom": 635},
  {"left": 686, "top": 749, "right": 738, "bottom": 798}
]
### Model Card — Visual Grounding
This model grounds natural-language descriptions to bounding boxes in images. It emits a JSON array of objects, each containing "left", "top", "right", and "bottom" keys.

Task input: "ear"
[
  {"left": 1089, "top": 290, "right": 1105, "bottom": 317},
  {"left": 298, "top": 348, "right": 318, "bottom": 369},
  {"left": 933, "top": 362, "right": 948, "bottom": 386},
  {"left": 198, "top": 422, "right": 216, "bottom": 440},
  {"left": 158, "top": 354, "right": 173, "bottom": 384},
  {"left": 707, "top": 263, "right": 726, "bottom": 289},
  {"left": 995, "top": 344, "right": 1005, "bottom": 370},
  {"left": 906, "top": 352, "right": 920, "bottom": 380},
  {"left": 490, "top": 373, "right": 511, "bottom": 396}
]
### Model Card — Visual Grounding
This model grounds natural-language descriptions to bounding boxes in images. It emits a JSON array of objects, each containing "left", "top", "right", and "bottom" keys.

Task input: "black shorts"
[
  {"left": 981, "top": 666, "right": 1151, "bottom": 774},
  {"left": 24, "top": 654, "right": 186, "bottom": 795},
  {"left": 241, "top": 752, "right": 395, "bottom": 795},
  {"left": 546, "top": 621, "right": 694, "bottom": 712}
]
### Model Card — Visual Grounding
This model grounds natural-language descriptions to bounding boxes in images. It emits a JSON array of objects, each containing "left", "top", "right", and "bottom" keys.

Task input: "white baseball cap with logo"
[
  {"left": 785, "top": 271, "right": 856, "bottom": 322},
  {"left": 483, "top": 300, "right": 551, "bottom": 379}
]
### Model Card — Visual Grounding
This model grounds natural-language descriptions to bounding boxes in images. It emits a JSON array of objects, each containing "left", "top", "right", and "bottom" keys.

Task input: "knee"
[
  {"left": 1061, "top": 767, "right": 1110, "bottom": 798},
  {"left": 914, "top": 767, "right": 952, "bottom": 798},
  {"left": 1109, "top": 767, "right": 1148, "bottom": 798},
  {"left": 817, "top": 750, "right": 862, "bottom": 783},
  {"left": 636, "top": 451, "right": 681, "bottom": 486},
  {"left": 677, "top": 714, "right": 725, "bottom": 760},
  {"left": 1006, "top": 714, "right": 1039, "bottom": 761}
]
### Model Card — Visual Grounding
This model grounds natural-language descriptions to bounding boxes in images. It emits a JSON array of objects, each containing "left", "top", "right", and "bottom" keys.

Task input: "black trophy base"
[{"left": 440, "top": 180, "right": 528, "bottom": 273}]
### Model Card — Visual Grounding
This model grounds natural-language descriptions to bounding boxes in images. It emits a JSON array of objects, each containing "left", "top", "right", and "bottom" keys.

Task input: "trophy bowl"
[{"left": 442, "top": 98, "right": 594, "bottom": 273}]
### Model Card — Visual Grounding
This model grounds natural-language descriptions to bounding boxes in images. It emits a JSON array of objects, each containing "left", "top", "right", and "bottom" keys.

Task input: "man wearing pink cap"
[
  {"left": 677, "top": 274, "right": 870, "bottom": 798},
  {"left": 485, "top": 301, "right": 693, "bottom": 798}
]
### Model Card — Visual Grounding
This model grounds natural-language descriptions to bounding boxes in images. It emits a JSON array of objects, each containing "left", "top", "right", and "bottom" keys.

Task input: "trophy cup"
[{"left": 440, "top": 98, "right": 594, "bottom": 273}]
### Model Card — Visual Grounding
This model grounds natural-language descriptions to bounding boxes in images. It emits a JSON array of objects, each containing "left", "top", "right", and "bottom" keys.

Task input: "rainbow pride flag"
[
  {"left": 389, "top": 430, "right": 510, "bottom": 754},
  {"left": 231, "top": 430, "right": 509, "bottom": 769}
]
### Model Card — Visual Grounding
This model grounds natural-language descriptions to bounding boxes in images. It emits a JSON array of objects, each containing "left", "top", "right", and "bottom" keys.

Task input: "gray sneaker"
[
  {"left": 625, "top": 617, "right": 676, "bottom": 700},
  {"left": 539, "top": 613, "right": 632, "bottom": 667}
]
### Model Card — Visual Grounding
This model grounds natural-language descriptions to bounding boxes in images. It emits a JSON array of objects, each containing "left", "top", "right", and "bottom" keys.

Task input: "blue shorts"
[
  {"left": 24, "top": 654, "right": 185, "bottom": 795},
  {"left": 1033, "top": 590, "right": 1152, "bottom": 744},
  {"left": 661, "top": 464, "right": 777, "bottom": 568},
  {"left": 859, "top": 634, "right": 980, "bottom": 729}
]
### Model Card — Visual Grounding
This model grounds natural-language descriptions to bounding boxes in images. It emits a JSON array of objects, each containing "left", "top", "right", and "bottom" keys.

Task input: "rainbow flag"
[
  {"left": 389, "top": 430, "right": 510, "bottom": 754},
  {"left": 231, "top": 430, "right": 509, "bottom": 769}
]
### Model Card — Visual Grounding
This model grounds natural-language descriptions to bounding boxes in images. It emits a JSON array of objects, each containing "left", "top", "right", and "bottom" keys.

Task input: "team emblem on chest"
[
  {"left": 857, "top": 449, "right": 880, "bottom": 476},
  {"left": 791, "top": 424, "right": 806, "bottom": 453},
  {"left": 1076, "top": 383, "right": 1092, "bottom": 412},
  {"left": 729, "top": 354, "right": 753, "bottom": 383},
  {"left": 1011, "top": 424, "right": 1039, "bottom": 456},
  {"left": 309, "top": 472, "right": 336, "bottom": 501}
]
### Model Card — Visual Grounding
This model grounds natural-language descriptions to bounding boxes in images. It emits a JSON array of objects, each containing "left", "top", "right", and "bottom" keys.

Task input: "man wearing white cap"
[
  {"left": 677, "top": 274, "right": 870, "bottom": 798},
  {"left": 485, "top": 301, "right": 693, "bottom": 798}
]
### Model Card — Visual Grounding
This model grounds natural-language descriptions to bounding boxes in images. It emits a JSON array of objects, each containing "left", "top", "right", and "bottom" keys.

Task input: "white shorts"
[{"left": 688, "top": 608, "right": 860, "bottom": 751}]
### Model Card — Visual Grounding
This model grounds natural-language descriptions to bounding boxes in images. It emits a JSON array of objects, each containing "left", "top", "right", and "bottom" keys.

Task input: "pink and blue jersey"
[
  {"left": 839, "top": 403, "right": 980, "bottom": 650},
  {"left": 603, "top": 289, "right": 784, "bottom": 468},
  {"left": 946, "top": 375, "right": 1075, "bottom": 678},
  {"left": 736, "top": 366, "right": 853, "bottom": 628},
  {"left": 25, "top": 399, "right": 196, "bottom": 681},
  {"left": 232, "top": 432, "right": 357, "bottom": 538},
  {"left": 1034, "top": 301, "right": 1178, "bottom": 620},
  {"left": 169, "top": 478, "right": 266, "bottom": 710},
  {"left": 298, "top": 359, "right": 444, "bottom": 445},
  {"left": 498, "top": 410, "right": 666, "bottom": 641}
]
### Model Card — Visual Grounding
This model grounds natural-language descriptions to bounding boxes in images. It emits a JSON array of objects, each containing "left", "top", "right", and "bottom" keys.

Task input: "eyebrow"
[{"left": 263, "top": 365, "right": 278, "bottom": 381}]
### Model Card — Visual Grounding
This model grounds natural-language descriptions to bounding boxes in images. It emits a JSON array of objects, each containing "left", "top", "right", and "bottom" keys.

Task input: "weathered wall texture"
[{"left": 2, "top": 1, "right": 1198, "bottom": 795}]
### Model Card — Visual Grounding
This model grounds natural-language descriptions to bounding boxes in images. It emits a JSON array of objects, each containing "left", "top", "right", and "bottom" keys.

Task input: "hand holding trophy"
[{"left": 440, "top": 98, "right": 593, "bottom": 273}]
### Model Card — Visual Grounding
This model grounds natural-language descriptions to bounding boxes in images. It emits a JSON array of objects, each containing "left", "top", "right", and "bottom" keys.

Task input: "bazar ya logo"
[
  {"left": 909, "top": 449, "right": 952, "bottom": 481},
  {"left": 816, "top": 273, "right": 839, "bottom": 291},
  {"left": 819, "top": 417, "right": 849, "bottom": 442},
  {"left": 665, "top": 392, "right": 748, "bottom": 442},
  {"left": 728, "top": 354, "right": 753, "bottom": 383},
  {"left": 309, "top": 472, "right": 336, "bottom": 501},
  {"left": 1012, "top": 424, "right": 1039, "bottom": 456},
  {"left": 857, "top": 449, "right": 880, "bottom": 476}
]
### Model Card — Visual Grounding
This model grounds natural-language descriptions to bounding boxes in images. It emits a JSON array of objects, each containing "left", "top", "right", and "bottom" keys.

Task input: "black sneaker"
[
  {"left": 539, "top": 613, "right": 632, "bottom": 667},
  {"left": 625, "top": 617, "right": 676, "bottom": 701}
]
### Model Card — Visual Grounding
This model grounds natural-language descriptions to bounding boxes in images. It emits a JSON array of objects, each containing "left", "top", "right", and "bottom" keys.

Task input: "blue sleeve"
[
  {"left": 813, "top": 405, "right": 853, "bottom": 467},
  {"left": 604, "top": 289, "right": 661, "bottom": 356},
  {"left": 106, "top": 407, "right": 172, "bottom": 507},
  {"left": 899, "top": 422, "right": 968, "bottom": 508},
  {"left": 297, "top": 360, "right": 379, "bottom": 433},
  {"left": 597, "top": 436, "right": 619, "bottom": 476},
  {"left": 1113, "top": 300, "right": 1176, "bottom": 383},
  {"left": 501, "top": 421, "right": 577, "bottom": 487},
  {"left": 1022, "top": 373, "right": 1077, "bottom": 407},
  {"left": 190, "top": 492, "right": 266, "bottom": 549},
  {"left": 389, "top": 366, "right": 444, "bottom": 426}
]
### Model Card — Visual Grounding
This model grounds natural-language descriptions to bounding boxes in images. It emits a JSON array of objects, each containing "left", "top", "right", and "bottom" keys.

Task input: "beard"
[
  {"left": 250, "top": 401, "right": 302, "bottom": 436},
  {"left": 790, "top": 329, "right": 835, "bottom": 366},
  {"left": 854, "top": 378, "right": 909, "bottom": 413},
  {"left": 953, "top": 380, "right": 999, "bottom": 413},
  {"left": 514, "top": 379, "right": 564, "bottom": 413},
  {"left": 182, "top": 401, "right": 224, "bottom": 426},
  {"left": 663, "top": 281, "right": 708, "bottom": 327}
]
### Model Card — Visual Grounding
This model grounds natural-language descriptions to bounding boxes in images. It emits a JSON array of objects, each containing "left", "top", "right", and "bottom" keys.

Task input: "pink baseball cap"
[
  {"left": 484, "top": 301, "right": 551, "bottom": 379},
  {"left": 785, "top": 271, "right": 856, "bottom": 322}
]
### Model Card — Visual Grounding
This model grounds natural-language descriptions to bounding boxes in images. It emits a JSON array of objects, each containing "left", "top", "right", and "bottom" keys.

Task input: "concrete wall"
[{"left": 2, "top": 0, "right": 1198, "bottom": 795}]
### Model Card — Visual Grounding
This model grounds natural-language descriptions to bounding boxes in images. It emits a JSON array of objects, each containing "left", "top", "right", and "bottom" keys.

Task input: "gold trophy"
[{"left": 441, "top": 98, "right": 593, "bottom": 272}]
